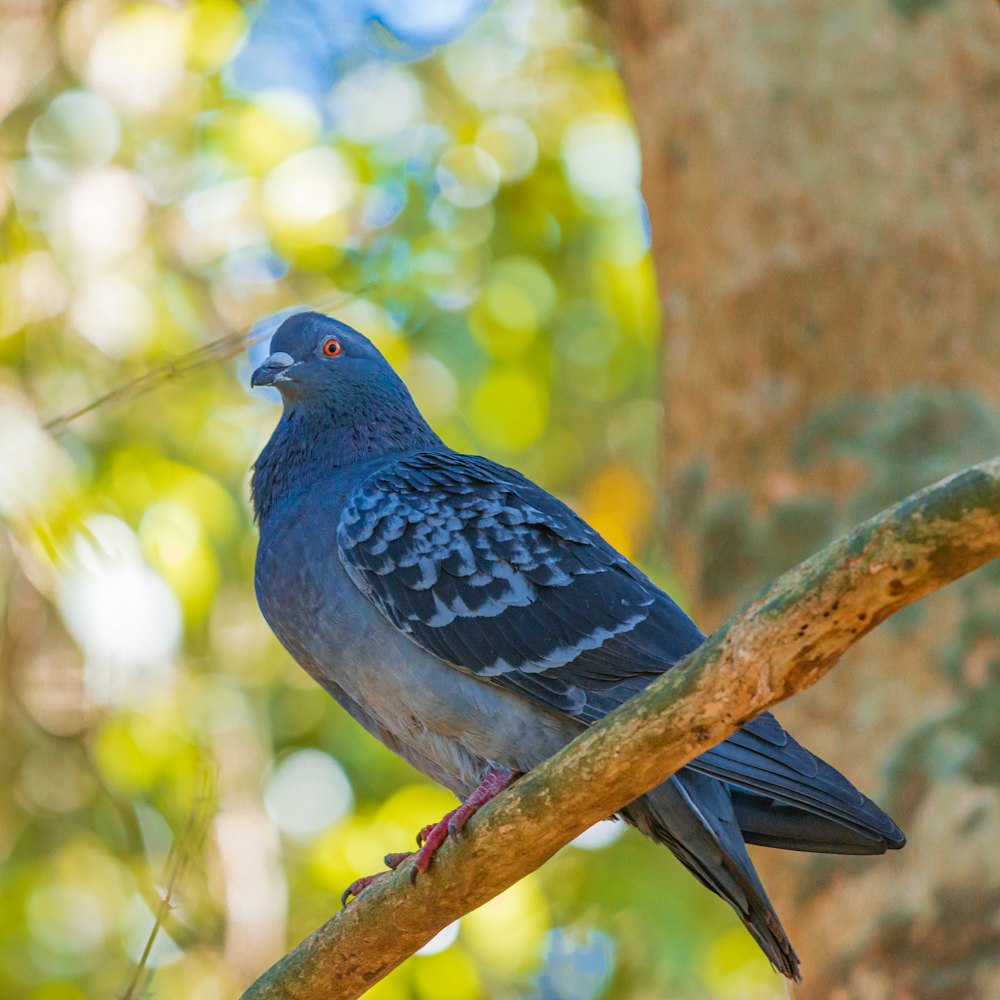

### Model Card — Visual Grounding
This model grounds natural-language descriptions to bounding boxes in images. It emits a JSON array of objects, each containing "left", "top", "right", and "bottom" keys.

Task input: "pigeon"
[{"left": 250, "top": 311, "right": 905, "bottom": 981}]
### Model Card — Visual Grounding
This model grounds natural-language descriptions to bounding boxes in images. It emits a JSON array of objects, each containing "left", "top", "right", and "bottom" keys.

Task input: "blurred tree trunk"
[{"left": 604, "top": 2, "right": 1000, "bottom": 997}]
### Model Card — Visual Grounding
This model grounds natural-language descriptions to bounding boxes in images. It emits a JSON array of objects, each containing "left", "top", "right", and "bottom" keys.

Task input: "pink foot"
[
  {"left": 341, "top": 851, "right": 413, "bottom": 905},
  {"left": 341, "top": 766, "right": 519, "bottom": 902},
  {"left": 411, "top": 766, "right": 518, "bottom": 881},
  {"left": 417, "top": 813, "right": 456, "bottom": 847}
]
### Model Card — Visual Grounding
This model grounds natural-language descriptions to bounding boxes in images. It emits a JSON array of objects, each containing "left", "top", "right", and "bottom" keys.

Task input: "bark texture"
[
  {"left": 604, "top": 2, "right": 1000, "bottom": 996},
  {"left": 241, "top": 457, "right": 1000, "bottom": 1000}
]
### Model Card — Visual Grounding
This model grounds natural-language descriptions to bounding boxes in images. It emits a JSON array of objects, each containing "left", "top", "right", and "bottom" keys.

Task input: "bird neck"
[{"left": 251, "top": 393, "right": 442, "bottom": 523}]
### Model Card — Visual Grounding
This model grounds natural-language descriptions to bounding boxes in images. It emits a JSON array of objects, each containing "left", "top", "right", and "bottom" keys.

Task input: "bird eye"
[{"left": 322, "top": 338, "right": 342, "bottom": 357}]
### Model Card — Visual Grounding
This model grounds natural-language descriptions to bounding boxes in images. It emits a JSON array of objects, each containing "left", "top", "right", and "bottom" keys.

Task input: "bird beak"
[{"left": 251, "top": 352, "right": 295, "bottom": 387}]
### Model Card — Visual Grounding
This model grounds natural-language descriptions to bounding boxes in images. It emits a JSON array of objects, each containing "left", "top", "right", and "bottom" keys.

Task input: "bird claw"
[
  {"left": 415, "top": 821, "right": 438, "bottom": 848},
  {"left": 413, "top": 815, "right": 450, "bottom": 876},
  {"left": 411, "top": 766, "right": 519, "bottom": 878},
  {"left": 350, "top": 767, "right": 520, "bottom": 894},
  {"left": 341, "top": 851, "right": 414, "bottom": 905},
  {"left": 341, "top": 872, "right": 387, "bottom": 906}
]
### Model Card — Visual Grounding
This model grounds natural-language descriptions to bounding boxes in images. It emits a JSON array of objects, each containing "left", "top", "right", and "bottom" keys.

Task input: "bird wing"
[
  {"left": 337, "top": 450, "right": 702, "bottom": 724},
  {"left": 337, "top": 451, "right": 902, "bottom": 847}
]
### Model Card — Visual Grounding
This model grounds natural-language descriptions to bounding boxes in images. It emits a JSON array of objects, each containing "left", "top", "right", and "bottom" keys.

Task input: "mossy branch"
[{"left": 241, "top": 457, "right": 1000, "bottom": 1000}]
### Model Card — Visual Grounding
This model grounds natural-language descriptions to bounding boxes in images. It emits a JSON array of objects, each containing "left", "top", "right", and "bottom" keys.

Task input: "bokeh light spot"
[
  {"left": 70, "top": 274, "right": 154, "bottom": 357},
  {"left": 264, "top": 749, "right": 354, "bottom": 841},
  {"left": 471, "top": 369, "right": 548, "bottom": 452},
  {"left": 571, "top": 819, "right": 625, "bottom": 851},
  {"left": 86, "top": 5, "right": 186, "bottom": 113},
  {"left": 264, "top": 147, "right": 354, "bottom": 225},
  {"left": 437, "top": 145, "right": 501, "bottom": 208},
  {"left": 462, "top": 877, "right": 548, "bottom": 974},
  {"left": 476, "top": 115, "right": 538, "bottom": 182},
  {"left": 415, "top": 920, "right": 459, "bottom": 956},
  {"left": 185, "top": 0, "right": 246, "bottom": 71},
  {"left": 56, "top": 516, "right": 181, "bottom": 704},
  {"left": 61, "top": 167, "right": 147, "bottom": 263},
  {"left": 412, "top": 944, "right": 480, "bottom": 999},
  {"left": 28, "top": 90, "right": 121, "bottom": 171},
  {"left": 562, "top": 114, "right": 641, "bottom": 202},
  {"left": 331, "top": 63, "right": 424, "bottom": 145}
]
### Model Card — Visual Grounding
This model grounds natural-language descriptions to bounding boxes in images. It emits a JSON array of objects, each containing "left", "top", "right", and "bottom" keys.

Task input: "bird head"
[
  {"left": 251, "top": 311, "right": 393, "bottom": 405},
  {"left": 249, "top": 311, "right": 441, "bottom": 484}
]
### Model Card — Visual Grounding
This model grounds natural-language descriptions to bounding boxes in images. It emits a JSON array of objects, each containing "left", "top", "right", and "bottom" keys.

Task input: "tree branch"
[{"left": 241, "top": 458, "right": 1000, "bottom": 1000}]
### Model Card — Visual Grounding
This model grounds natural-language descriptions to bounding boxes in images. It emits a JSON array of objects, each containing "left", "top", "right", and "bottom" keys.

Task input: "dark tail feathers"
[
  {"left": 729, "top": 787, "right": 903, "bottom": 855},
  {"left": 622, "top": 770, "right": 801, "bottom": 982}
]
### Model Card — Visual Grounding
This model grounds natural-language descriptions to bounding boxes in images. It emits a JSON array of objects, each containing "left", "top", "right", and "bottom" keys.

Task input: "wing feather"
[{"left": 338, "top": 451, "right": 903, "bottom": 848}]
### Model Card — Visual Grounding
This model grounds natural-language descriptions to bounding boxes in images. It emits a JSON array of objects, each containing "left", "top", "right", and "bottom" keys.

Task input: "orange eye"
[{"left": 322, "top": 338, "right": 342, "bottom": 357}]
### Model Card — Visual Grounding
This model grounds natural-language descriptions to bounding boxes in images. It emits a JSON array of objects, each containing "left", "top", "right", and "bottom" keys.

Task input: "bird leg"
[
  {"left": 340, "top": 851, "right": 413, "bottom": 905},
  {"left": 341, "top": 766, "right": 519, "bottom": 903},
  {"left": 411, "top": 765, "right": 519, "bottom": 880}
]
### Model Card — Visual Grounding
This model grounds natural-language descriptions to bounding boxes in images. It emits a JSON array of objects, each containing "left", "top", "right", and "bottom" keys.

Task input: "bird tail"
[
  {"left": 622, "top": 769, "right": 801, "bottom": 982},
  {"left": 688, "top": 715, "right": 906, "bottom": 856},
  {"left": 728, "top": 787, "right": 902, "bottom": 854}
]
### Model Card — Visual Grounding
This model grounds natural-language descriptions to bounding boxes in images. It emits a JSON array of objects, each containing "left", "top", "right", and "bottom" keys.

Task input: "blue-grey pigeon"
[{"left": 250, "top": 311, "right": 905, "bottom": 981}]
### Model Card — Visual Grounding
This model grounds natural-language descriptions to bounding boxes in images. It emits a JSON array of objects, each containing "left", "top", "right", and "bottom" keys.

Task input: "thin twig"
[
  {"left": 43, "top": 331, "right": 264, "bottom": 435},
  {"left": 43, "top": 288, "right": 369, "bottom": 435},
  {"left": 120, "top": 768, "right": 216, "bottom": 1000}
]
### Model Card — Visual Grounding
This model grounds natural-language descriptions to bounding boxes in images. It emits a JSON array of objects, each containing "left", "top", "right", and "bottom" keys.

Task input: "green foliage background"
[{"left": 0, "top": 2, "right": 781, "bottom": 997}]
